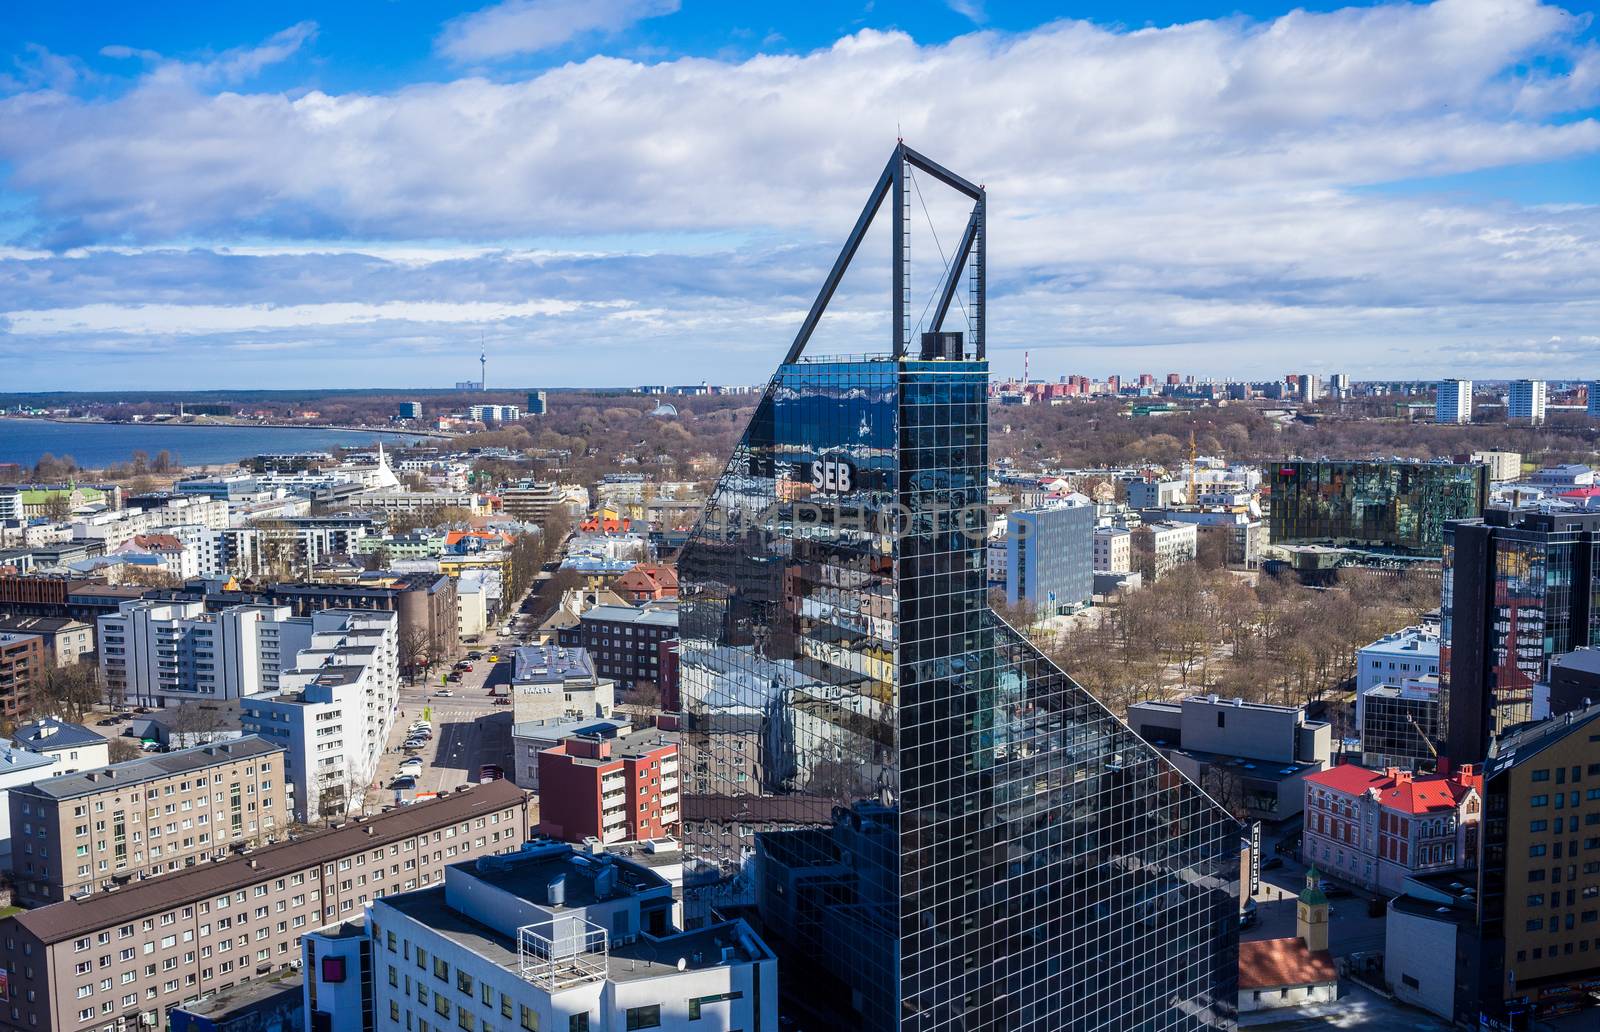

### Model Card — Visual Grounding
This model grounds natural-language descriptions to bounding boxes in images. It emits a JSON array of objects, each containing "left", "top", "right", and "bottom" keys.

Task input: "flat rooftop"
[
  {"left": 15, "top": 736, "right": 279, "bottom": 800},
  {"left": 513, "top": 644, "right": 596, "bottom": 685}
]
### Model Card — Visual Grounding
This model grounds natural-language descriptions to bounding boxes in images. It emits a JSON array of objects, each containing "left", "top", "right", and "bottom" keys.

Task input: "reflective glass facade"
[
  {"left": 1269, "top": 460, "right": 1489, "bottom": 555},
  {"left": 678, "top": 354, "right": 1240, "bottom": 1031}
]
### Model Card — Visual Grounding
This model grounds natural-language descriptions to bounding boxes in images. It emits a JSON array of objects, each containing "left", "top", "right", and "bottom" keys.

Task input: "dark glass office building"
[
  {"left": 1269, "top": 459, "right": 1489, "bottom": 555},
  {"left": 1441, "top": 508, "right": 1600, "bottom": 763},
  {"left": 675, "top": 145, "right": 1240, "bottom": 1032}
]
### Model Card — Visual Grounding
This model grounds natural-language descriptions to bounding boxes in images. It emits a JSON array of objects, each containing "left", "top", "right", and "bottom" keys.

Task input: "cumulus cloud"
[
  {"left": 0, "top": 0, "right": 1598, "bottom": 386},
  {"left": 437, "top": 0, "right": 680, "bottom": 61}
]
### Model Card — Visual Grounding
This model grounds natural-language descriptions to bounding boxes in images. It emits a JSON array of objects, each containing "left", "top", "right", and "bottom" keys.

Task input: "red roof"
[
  {"left": 1238, "top": 939, "right": 1337, "bottom": 990},
  {"left": 130, "top": 534, "right": 184, "bottom": 551},
  {"left": 1560, "top": 487, "right": 1600, "bottom": 498},
  {"left": 1306, "top": 762, "right": 1480, "bottom": 816}
]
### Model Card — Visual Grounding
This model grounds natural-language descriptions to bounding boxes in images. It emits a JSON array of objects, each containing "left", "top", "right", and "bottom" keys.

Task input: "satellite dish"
[{"left": 677, "top": 958, "right": 687, "bottom": 972}]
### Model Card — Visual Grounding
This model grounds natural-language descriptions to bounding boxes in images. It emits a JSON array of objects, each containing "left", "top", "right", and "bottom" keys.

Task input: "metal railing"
[{"left": 517, "top": 920, "right": 608, "bottom": 991}]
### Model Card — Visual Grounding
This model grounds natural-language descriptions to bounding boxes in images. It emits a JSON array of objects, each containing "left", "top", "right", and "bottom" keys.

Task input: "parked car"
[
  {"left": 398, "top": 758, "right": 424, "bottom": 775},
  {"left": 96, "top": 717, "right": 119, "bottom": 727},
  {"left": 140, "top": 740, "right": 163, "bottom": 752},
  {"left": 390, "top": 775, "right": 417, "bottom": 790},
  {"left": 1240, "top": 899, "right": 1259, "bottom": 929}
]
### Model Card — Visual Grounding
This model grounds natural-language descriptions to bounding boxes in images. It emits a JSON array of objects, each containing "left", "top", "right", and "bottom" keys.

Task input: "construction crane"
[
  {"left": 1187, "top": 429, "right": 1198, "bottom": 506},
  {"left": 1405, "top": 711, "right": 1441, "bottom": 761}
]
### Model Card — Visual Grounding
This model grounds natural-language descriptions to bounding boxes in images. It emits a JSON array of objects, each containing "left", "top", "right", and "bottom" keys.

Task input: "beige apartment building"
[
  {"left": 8, "top": 737, "right": 288, "bottom": 907},
  {"left": 0, "top": 779, "right": 530, "bottom": 1032}
]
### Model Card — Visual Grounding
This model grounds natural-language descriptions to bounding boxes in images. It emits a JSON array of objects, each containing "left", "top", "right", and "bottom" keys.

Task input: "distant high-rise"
[
  {"left": 676, "top": 144, "right": 1239, "bottom": 1032},
  {"left": 396, "top": 400, "right": 422, "bottom": 420},
  {"left": 1587, "top": 380, "right": 1600, "bottom": 418},
  {"left": 526, "top": 389, "right": 548, "bottom": 415},
  {"left": 1436, "top": 379, "right": 1472, "bottom": 424},
  {"left": 1328, "top": 372, "right": 1350, "bottom": 398},
  {"left": 1506, "top": 379, "right": 1546, "bottom": 424},
  {"left": 1294, "top": 373, "right": 1319, "bottom": 402}
]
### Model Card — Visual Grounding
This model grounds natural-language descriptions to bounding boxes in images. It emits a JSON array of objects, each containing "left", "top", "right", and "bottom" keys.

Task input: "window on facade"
[{"left": 623, "top": 1006, "right": 660, "bottom": 1030}]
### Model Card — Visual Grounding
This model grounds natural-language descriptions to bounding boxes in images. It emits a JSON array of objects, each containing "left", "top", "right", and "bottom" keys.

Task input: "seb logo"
[{"left": 810, "top": 457, "right": 856, "bottom": 494}]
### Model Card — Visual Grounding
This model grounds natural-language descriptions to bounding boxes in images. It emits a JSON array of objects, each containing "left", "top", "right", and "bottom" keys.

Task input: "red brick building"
[
  {"left": 614, "top": 562, "right": 679, "bottom": 603},
  {"left": 0, "top": 631, "right": 45, "bottom": 718},
  {"left": 536, "top": 727, "right": 680, "bottom": 845}
]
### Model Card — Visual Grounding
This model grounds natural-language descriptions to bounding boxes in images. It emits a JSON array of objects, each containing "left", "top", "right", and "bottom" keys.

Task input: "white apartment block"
[
  {"left": 350, "top": 490, "right": 487, "bottom": 515},
  {"left": 306, "top": 842, "right": 777, "bottom": 1032},
  {"left": 240, "top": 609, "right": 399, "bottom": 823},
  {"left": 152, "top": 524, "right": 229, "bottom": 577},
  {"left": 1132, "top": 521, "right": 1198, "bottom": 581},
  {"left": 98, "top": 601, "right": 316, "bottom": 708},
  {"left": 1435, "top": 379, "right": 1471, "bottom": 424},
  {"left": 1469, "top": 450, "right": 1522, "bottom": 483},
  {"left": 1092, "top": 526, "right": 1132, "bottom": 573},
  {"left": 1507, "top": 379, "right": 1547, "bottom": 424},
  {"left": 71, "top": 496, "right": 228, "bottom": 550}
]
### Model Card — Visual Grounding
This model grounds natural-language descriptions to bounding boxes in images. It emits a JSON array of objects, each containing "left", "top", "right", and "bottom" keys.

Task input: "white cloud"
[
  {"left": 1, "top": 0, "right": 1599, "bottom": 384},
  {"left": 947, "top": 1, "right": 986, "bottom": 25},
  {"left": 5, "top": 298, "right": 616, "bottom": 335},
  {"left": 437, "top": 0, "right": 680, "bottom": 61}
]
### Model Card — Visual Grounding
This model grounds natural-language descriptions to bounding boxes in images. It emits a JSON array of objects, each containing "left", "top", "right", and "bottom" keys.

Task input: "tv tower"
[{"left": 479, "top": 339, "right": 487, "bottom": 392}]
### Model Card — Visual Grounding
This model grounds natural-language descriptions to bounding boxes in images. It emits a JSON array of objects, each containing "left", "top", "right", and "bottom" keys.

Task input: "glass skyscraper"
[
  {"left": 675, "top": 145, "right": 1240, "bottom": 1031},
  {"left": 1269, "top": 459, "right": 1489, "bottom": 555}
]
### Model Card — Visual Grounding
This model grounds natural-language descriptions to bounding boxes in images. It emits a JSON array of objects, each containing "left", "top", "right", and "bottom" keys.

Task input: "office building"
[
  {"left": 1442, "top": 508, "right": 1600, "bottom": 762},
  {"left": 239, "top": 610, "right": 400, "bottom": 823},
  {"left": 575, "top": 604, "right": 678, "bottom": 691},
  {"left": 509, "top": 645, "right": 616, "bottom": 724},
  {"left": 1436, "top": 379, "right": 1472, "bottom": 424},
  {"left": 8, "top": 736, "right": 287, "bottom": 906},
  {"left": 1466, "top": 704, "right": 1600, "bottom": 1025},
  {"left": 1507, "top": 379, "right": 1547, "bottom": 424},
  {"left": 1302, "top": 762, "right": 1482, "bottom": 894},
  {"left": 526, "top": 390, "right": 547, "bottom": 415},
  {"left": 1126, "top": 478, "right": 1187, "bottom": 508},
  {"left": 0, "top": 630, "right": 44, "bottom": 718},
  {"left": 674, "top": 146, "right": 1238, "bottom": 1030},
  {"left": 1356, "top": 623, "right": 1440, "bottom": 727},
  {"left": 500, "top": 480, "right": 565, "bottom": 523},
  {"left": 1005, "top": 498, "right": 1094, "bottom": 616},
  {"left": 1131, "top": 519, "right": 1199, "bottom": 581},
  {"left": 1536, "top": 648, "right": 1600, "bottom": 720},
  {"left": 0, "top": 780, "right": 530, "bottom": 1032},
  {"left": 1360, "top": 677, "right": 1444, "bottom": 770},
  {"left": 312, "top": 840, "right": 776, "bottom": 1032},
  {"left": 1126, "top": 694, "right": 1332, "bottom": 822},
  {"left": 536, "top": 725, "right": 680, "bottom": 845},
  {"left": 397, "top": 402, "right": 422, "bottom": 420},
  {"left": 1270, "top": 459, "right": 1489, "bottom": 556},
  {"left": 1091, "top": 525, "right": 1131, "bottom": 573}
]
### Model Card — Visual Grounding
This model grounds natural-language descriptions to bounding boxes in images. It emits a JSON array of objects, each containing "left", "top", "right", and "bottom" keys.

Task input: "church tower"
[{"left": 1297, "top": 867, "right": 1331, "bottom": 953}]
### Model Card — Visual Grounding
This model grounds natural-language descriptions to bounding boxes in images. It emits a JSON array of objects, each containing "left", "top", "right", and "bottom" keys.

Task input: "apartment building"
[
  {"left": 510, "top": 716, "right": 633, "bottom": 791},
  {"left": 8, "top": 737, "right": 288, "bottom": 907},
  {"left": 0, "top": 780, "right": 531, "bottom": 1032},
  {"left": 97, "top": 601, "right": 309, "bottom": 708},
  {"left": 1091, "top": 525, "right": 1131, "bottom": 573},
  {"left": 0, "top": 631, "right": 44, "bottom": 718},
  {"left": 1301, "top": 762, "right": 1482, "bottom": 895},
  {"left": 1507, "top": 379, "right": 1548, "bottom": 425},
  {"left": 71, "top": 497, "right": 229, "bottom": 551},
  {"left": 499, "top": 481, "right": 564, "bottom": 522},
  {"left": 536, "top": 726, "right": 680, "bottom": 846},
  {"left": 1436, "top": 379, "right": 1472, "bottom": 424},
  {"left": 240, "top": 610, "right": 400, "bottom": 823},
  {"left": 0, "top": 615, "right": 95, "bottom": 668},
  {"left": 1130, "top": 520, "right": 1198, "bottom": 582},
  {"left": 12, "top": 718, "right": 109, "bottom": 773},
  {"left": 572, "top": 604, "right": 678, "bottom": 690},
  {"left": 304, "top": 840, "right": 775, "bottom": 1032}
]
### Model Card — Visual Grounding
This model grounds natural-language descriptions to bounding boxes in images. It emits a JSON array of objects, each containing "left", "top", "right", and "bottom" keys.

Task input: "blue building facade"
[{"left": 1006, "top": 501, "right": 1096, "bottom": 615}]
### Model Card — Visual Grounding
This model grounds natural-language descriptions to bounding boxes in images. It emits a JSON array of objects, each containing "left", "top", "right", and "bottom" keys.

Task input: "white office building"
[
  {"left": 303, "top": 841, "right": 777, "bottom": 1032},
  {"left": 1507, "top": 379, "right": 1547, "bottom": 424},
  {"left": 240, "top": 609, "right": 399, "bottom": 822},
  {"left": 1355, "top": 623, "right": 1440, "bottom": 727},
  {"left": 1435, "top": 379, "right": 1471, "bottom": 424}
]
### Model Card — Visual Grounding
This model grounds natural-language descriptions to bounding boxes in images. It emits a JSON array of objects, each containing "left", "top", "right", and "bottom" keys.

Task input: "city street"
[{"left": 364, "top": 640, "right": 520, "bottom": 812}]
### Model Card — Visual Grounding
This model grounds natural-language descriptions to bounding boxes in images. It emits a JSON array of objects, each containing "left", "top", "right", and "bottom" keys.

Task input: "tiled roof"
[
  {"left": 1304, "top": 762, "right": 1480, "bottom": 815},
  {"left": 1238, "top": 939, "right": 1337, "bottom": 990},
  {"left": 1303, "top": 763, "right": 1390, "bottom": 796}
]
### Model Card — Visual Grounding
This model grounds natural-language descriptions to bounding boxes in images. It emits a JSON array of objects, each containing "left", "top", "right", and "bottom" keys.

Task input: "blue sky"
[{"left": 1, "top": 0, "right": 1598, "bottom": 389}]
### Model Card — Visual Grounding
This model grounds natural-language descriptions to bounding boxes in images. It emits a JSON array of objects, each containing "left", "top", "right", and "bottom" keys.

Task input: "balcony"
[
  {"left": 602, "top": 809, "right": 627, "bottom": 828},
  {"left": 517, "top": 920, "right": 607, "bottom": 991}
]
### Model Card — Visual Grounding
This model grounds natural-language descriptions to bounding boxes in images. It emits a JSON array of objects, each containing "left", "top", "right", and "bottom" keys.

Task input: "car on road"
[
  {"left": 434, "top": 688, "right": 454, "bottom": 697},
  {"left": 466, "top": 651, "right": 483, "bottom": 661},
  {"left": 445, "top": 672, "right": 462, "bottom": 683},
  {"left": 494, "top": 697, "right": 510, "bottom": 706},
  {"left": 453, "top": 662, "right": 473, "bottom": 672}
]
